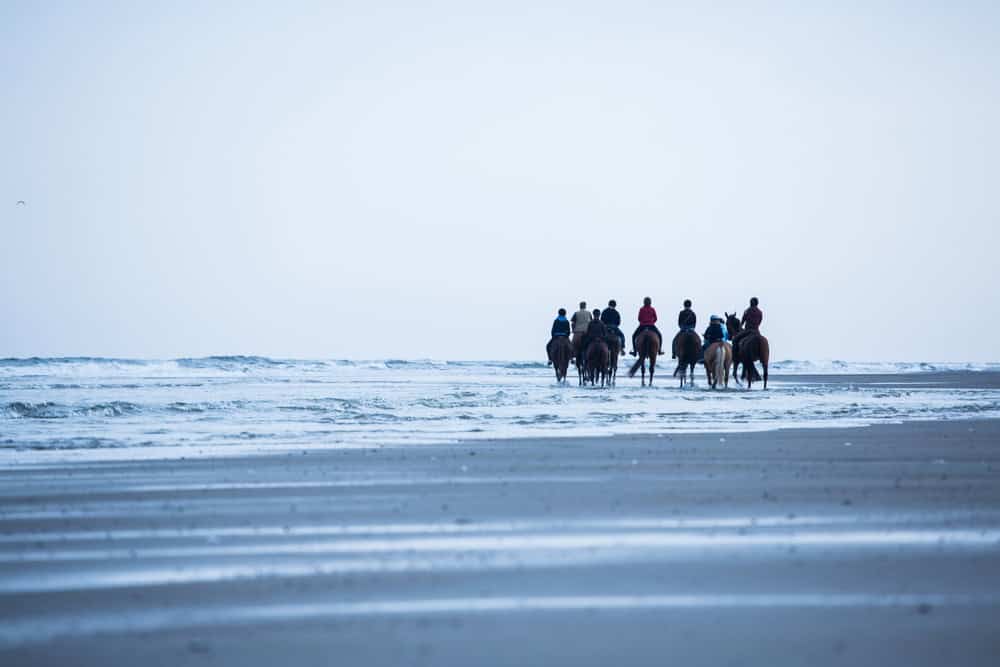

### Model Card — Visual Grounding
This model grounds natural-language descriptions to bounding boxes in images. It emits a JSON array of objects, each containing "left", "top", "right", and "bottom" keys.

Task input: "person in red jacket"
[{"left": 630, "top": 296, "right": 664, "bottom": 356}]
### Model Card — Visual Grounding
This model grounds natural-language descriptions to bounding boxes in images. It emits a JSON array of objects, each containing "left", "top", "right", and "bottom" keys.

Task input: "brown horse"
[
  {"left": 725, "top": 313, "right": 769, "bottom": 390},
  {"left": 586, "top": 340, "right": 611, "bottom": 387},
  {"left": 673, "top": 330, "right": 701, "bottom": 388},
  {"left": 572, "top": 332, "right": 586, "bottom": 386},
  {"left": 628, "top": 329, "right": 658, "bottom": 386},
  {"left": 550, "top": 336, "right": 573, "bottom": 383},
  {"left": 704, "top": 341, "right": 732, "bottom": 389},
  {"left": 605, "top": 331, "right": 622, "bottom": 387}
]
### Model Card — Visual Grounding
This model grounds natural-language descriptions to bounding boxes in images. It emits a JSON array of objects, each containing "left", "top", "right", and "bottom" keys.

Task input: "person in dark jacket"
[
  {"left": 581, "top": 309, "right": 608, "bottom": 359},
  {"left": 741, "top": 297, "right": 763, "bottom": 330},
  {"left": 732, "top": 297, "right": 763, "bottom": 355},
  {"left": 600, "top": 299, "right": 625, "bottom": 352},
  {"left": 546, "top": 308, "right": 571, "bottom": 365},
  {"left": 702, "top": 314, "right": 728, "bottom": 355},
  {"left": 672, "top": 299, "right": 697, "bottom": 359}
]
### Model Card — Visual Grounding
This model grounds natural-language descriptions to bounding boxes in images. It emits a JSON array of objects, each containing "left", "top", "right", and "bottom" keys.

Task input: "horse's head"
[{"left": 725, "top": 312, "right": 741, "bottom": 337}]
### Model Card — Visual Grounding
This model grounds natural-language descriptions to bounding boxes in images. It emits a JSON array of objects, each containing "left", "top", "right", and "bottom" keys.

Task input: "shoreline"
[{"left": 2, "top": 370, "right": 999, "bottom": 468}]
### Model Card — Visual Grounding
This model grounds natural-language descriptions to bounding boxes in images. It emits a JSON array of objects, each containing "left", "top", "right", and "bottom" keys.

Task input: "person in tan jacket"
[{"left": 570, "top": 301, "right": 592, "bottom": 358}]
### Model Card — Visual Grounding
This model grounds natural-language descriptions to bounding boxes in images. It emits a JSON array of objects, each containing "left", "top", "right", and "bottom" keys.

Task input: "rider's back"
[
  {"left": 742, "top": 306, "right": 763, "bottom": 330},
  {"left": 600, "top": 308, "right": 621, "bottom": 328},
  {"left": 587, "top": 318, "right": 608, "bottom": 339}
]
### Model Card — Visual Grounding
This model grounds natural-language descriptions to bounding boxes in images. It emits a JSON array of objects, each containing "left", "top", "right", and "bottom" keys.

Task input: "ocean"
[{"left": 2, "top": 357, "right": 1000, "bottom": 464}]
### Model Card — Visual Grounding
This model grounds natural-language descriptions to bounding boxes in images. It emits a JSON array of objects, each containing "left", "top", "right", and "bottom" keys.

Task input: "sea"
[{"left": 2, "top": 357, "right": 999, "bottom": 464}]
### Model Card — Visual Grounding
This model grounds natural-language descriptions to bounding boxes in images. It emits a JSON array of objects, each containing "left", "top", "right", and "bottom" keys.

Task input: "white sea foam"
[{"left": 1, "top": 357, "right": 998, "bottom": 464}]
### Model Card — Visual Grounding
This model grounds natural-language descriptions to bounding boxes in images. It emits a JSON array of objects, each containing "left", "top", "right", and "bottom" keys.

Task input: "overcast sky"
[{"left": 2, "top": 1, "right": 997, "bottom": 361}]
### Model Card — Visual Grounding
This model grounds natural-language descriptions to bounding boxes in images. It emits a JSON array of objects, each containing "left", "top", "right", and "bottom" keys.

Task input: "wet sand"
[{"left": 2, "top": 375, "right": 1000, "bottom": 665}]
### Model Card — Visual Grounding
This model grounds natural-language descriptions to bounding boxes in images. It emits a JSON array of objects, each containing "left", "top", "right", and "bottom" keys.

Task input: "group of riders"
[{"left": 545, "top": 296, "right": 765, "bottom": 385}]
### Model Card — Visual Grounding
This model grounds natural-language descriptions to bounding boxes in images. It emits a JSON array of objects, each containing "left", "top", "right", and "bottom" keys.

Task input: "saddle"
[{"left": 733, "top": 329, "right": 759, "bottom": 354}]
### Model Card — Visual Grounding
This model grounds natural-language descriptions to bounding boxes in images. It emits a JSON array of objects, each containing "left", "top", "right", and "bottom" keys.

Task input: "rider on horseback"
[
  {"left": 546, "top": 308, "right": 571, "bottom": 366},
  {"left": 570, "top": 301, "right": 592, "bottom": 358},
  {"left": 600, "top": 299, "right": 626, "bottom": 352},
  {"left": 672, "top": 299, "right": 697, "bottom": 359},
  {"left": 630, "top": 297, "right": 664, "bottom": 356},
  {"left": 732, "top": 297, "right": 763, "bottom": 356},
  {"left": 702, "top": 315, "right": 728, "bottom": 354},
  {"left": 581, "top": 309, "right": 608, "bottom": 359}
]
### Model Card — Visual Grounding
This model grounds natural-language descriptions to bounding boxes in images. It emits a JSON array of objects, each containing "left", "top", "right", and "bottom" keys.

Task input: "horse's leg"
[
  {"left": 649, "top": 354, "right": 655, "bottom": 386},
  {"left": 760, "top": 337, "right": 769, "bottom": 390}
]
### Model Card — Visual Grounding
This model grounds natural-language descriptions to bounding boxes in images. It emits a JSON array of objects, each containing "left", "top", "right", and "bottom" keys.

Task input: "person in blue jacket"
[
  {"left": 547, "top": 308, "right": 571, "bottom": 365},
  {"left": 701, "top": 314, "right": 728, "bottom": 358}
]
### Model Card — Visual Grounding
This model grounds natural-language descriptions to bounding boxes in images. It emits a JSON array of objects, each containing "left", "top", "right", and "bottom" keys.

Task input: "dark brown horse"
[
  {"left": 673, "top": 330, "right": 701, "bottom": 388},
  {"left": 550, "top": 336, "right": 573, "bottom": 383},
  {"left": 628, "top": 329, "right": 658, "bottom": 386},
  {"left": 725, "top": 313, "right": 769, "bottom": 390},
  {"left": 572, "top": 332, "right": 586, "bottom": 386},
  {"left": 586, "top": 340, "right": 611, "bottom": 387},
  {"left": 605, "top": 331, "right": 622, "bottom": 387}
]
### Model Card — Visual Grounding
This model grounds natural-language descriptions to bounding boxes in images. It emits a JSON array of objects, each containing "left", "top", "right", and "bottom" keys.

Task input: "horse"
[
  {"left": 586, "top": 340, "right": 611, "bottom": 387},
  {"left": 725, "top": 313, "right": 769, "bottom": 390},
  {"left": 628, "top": 329, "right": 658, "bottom": 386},
  {"left": 550, "top": 336, "right": 574, "bottom": 383},
  {"left": 704, "top": 341, "right": 732, "bottom": 389},
  {"left": 605, "top": 330, "right": 622, "bottom": 387},
  {"left": 673, "top": 329, "right": 701, "bottom": 388},
  {"left": 572, "top": 332, "right": 587, "bottom": 386}
]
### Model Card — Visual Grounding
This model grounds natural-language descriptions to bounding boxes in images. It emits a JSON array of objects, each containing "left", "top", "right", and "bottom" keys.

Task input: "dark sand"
[{"left": 2, "top": 374, "right": 1000, "bottom": 666}]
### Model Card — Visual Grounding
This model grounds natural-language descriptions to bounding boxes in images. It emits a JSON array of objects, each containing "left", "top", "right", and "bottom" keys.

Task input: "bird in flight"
[{"left": 16, "top": 200, "right": 25, "bottom": 206}]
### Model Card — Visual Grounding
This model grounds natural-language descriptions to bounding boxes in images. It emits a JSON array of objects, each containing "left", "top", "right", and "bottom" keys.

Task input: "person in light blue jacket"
[{"left": 701, "top": 315, "right": 728, "bottom": 358}]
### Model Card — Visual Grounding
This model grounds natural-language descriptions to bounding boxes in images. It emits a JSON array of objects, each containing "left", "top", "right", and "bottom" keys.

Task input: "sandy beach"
[{"left": 2, "top": 372, "right": 999, "bottom": 665}]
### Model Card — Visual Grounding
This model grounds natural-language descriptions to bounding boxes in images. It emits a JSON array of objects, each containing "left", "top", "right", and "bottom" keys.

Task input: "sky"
[{"left": 2, "top": 1, "right": 998, "bottom": 361}]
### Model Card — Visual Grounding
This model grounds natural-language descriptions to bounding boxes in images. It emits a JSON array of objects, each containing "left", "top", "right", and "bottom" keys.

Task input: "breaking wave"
[
  {"left": 4, "top": 401, "right": 142, "bottom": 419},
  {"left": 1, "top": 356, "right": 998, "bottom": 461}
]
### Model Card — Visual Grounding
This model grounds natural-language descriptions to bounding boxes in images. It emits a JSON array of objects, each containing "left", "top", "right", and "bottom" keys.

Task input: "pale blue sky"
[{"left": 3, "top": 1, "right": 998, "bottom": 360}]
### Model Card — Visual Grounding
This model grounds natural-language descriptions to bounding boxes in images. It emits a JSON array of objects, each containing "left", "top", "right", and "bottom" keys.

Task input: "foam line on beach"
[
  {"left": 9, "top": 511, "right": 990, "bottom": 544},
  {"left": 2, "top": 529, "right": 998, "bottom": 594},
  {"left": 0, "top": 475, "right": 601, "bottom": 497},
  {"left": 2, "top": 592, "right": 999, "bottom": 647},
  {"left": 3, "top": 529, "right": 998, "bottom": 564},
  {"left": 0, "top": 551, "right": 620, "bottom": 593}
]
